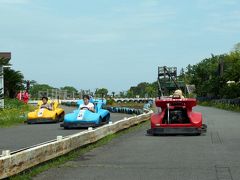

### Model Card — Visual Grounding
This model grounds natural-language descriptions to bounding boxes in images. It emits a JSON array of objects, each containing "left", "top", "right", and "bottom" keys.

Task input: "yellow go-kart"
[{"left": 27, "top": 100, "right": 65, "bottom": 124}]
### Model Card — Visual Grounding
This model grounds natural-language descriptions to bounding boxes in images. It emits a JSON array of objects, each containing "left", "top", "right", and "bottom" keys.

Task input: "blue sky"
[{"left": 0, "top": 0, "right": 240, "bottom": 92}]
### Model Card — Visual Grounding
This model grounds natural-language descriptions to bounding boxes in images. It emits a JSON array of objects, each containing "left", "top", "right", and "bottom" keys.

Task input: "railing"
[{"left": 28, "top": 98, "right": 155, "bottom": 105}]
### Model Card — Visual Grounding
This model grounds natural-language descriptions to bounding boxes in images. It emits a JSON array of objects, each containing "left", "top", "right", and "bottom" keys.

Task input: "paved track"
[
  {"left": 35, "top": 106, "right": 240, "bottom": 180},
  {"left": 0, "top": 106, "right": 132, "bottom": 152}
]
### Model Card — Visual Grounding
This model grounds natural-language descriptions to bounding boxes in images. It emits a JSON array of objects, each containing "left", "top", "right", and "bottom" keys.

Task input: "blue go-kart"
[{"left": 60, "top": 99, "right": 110, "bottom": 129}]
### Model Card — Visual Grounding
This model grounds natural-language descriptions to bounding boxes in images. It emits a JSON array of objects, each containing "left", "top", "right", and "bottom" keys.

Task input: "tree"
[
  {"left": 183, "top": 50, "right": 240, "bottom": 98},
  {"left": 23, "top": 80, "right": 37, "bottom": 91},
  {"left": 145, "top": 86, "right": 155, "bottom": 97},
  {"left": 233, "top": 42, "right": 240, "bottom": 52},
  {"left": 111, "top": 92, "right": 115, "bottom": 98},
  {"left": 178, "top": 68, "right": 185, "bottom": 81},
  {"left": 119, "top": 91, "right": 126, "bottom": 98},
  {"left": 4, "top": 68, "right": 24, "bottom": 98},
  {"left": 126, "top": 89, "right": 134, "bottom": 98},
  {"left": 95, "top": 88, "right": 108, "bottom": 97},
  {"left": 125, "top": 82, "right": 158, "bottom": 98},
  {"left": 29, "top": 84, "right": 54, "bottom": 99},
  {"left": 60, "top": 86, "right": 78, "bottom": 93}
]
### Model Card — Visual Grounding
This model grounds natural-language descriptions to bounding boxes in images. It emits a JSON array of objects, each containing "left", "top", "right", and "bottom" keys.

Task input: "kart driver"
[
  {"left": 40, "top": 97, "right": 54, "bottom": 110},
  {"left": 173, "top": 89, "right": 185, "bottom": 99},
  {"left": 80, "top": 95, "right": 95, "bottom": 112}
]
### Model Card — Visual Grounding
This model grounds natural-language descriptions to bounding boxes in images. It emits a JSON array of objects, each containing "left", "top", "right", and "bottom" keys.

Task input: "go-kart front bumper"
[
  {"left": 60, "top": 122, "right": 98, "bottom": 129},
  {"left": 26, "top": 118, "right": 58, "bottom": 124},
  {"left": 147, "top": 124, "right": 207, "bottom": 135}
]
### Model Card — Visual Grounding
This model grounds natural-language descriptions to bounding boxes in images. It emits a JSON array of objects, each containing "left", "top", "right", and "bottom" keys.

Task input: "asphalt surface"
[
  {"left": 0, "top": 106, "right": 133, "bottom": 152},
  {"left": 34, "top": 106, "right": 240, "bottom": 180}
]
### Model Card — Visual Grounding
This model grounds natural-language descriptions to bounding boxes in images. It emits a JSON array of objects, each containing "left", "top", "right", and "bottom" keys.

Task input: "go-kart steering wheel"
[
  {"left": 80, "top": 107, "right": 90, "bottom": 110},
  {"left": 40, "top": 106, "right": 47, "bottom": 109},
  {"left": 40, "top": 106, "right": 52, "bottom": 110}
]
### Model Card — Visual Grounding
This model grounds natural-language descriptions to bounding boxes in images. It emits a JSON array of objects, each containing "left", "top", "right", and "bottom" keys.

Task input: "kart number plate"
[
  {"left": 77, "top": 110, "right": 85, "bottom": 120},
  {"left": 38, "top": 109, "right": 45, "bottom": 117}
]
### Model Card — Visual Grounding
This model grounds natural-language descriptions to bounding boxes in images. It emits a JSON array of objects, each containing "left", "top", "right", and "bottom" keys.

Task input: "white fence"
[{"left": 0, "top": 111, "right": 152, "bottom": 179}]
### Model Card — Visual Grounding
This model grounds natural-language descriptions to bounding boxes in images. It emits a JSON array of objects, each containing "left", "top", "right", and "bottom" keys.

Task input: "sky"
[{"left": 0, "top": 0, "right": 240, "bottom": 93}]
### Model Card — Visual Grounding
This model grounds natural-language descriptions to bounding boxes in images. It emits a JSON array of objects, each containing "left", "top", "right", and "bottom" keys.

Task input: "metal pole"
[
  {"left": 164, "top": 66, "right": 180, "bottom": 89},
  {"left": 167, "top": 103, "right": 170, "bottom": 124},
  {"left": 0, "top": 66, "right": 4, "bottom": 108}
]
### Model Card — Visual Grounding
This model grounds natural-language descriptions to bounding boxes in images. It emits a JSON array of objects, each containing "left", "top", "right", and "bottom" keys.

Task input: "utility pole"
[{"left": 218, "top": 59, "right": 224, "bottom": 77}]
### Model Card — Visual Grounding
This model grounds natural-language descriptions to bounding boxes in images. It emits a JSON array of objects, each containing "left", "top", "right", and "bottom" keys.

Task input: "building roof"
[{"left": 0, "top": 52, "right": 11, "bottom": 65}]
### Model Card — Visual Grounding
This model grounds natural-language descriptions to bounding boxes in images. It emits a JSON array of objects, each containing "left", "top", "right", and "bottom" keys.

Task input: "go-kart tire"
[
  {"left": 58, "top": 112, "right": 65, "bottom": 122},
  {"left": 104, "top": 114, "right": 110, "bottom": 123},
  {"left": 202, "top": 124, "right": 207, "bottom": 133},
  {"left": 99, "top": 117, "right": 103, "bottom": 126}
]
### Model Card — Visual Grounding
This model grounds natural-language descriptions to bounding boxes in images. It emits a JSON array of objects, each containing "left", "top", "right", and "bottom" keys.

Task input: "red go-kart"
[{"left": 147, "top": 97, "right": 207, "bottom": 135}]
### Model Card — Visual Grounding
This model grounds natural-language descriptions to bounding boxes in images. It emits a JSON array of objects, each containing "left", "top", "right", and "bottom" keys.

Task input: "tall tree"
[
  {"left": 4, "top": 68, "right": 24, "bottom": 98},
  {"left": 23, "top": 80, "right": 37, "bottom": 91}
]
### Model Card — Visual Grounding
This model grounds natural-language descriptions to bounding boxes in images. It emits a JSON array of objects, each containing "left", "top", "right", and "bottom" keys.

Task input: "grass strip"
[{"left": 0, "top": 99, "right": 34, "bottom": 128}]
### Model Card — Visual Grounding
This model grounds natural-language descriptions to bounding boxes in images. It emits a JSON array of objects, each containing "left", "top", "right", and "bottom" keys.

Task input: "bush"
[
  {"left": 0, "top": 99, "right": 34, "bottom": 127},
  {"left": 220, "top": 84, "right": 240, "bottom": 99},
  {"left": 199, "top": 101, "right": 240, "bottom": 112},
  {"left": 107, "top": 99, "right": 115, "bottom": 105}
]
